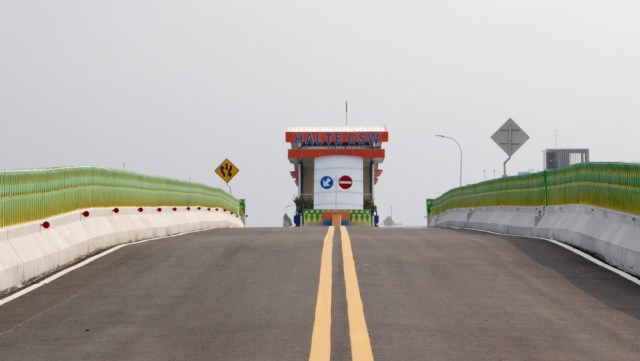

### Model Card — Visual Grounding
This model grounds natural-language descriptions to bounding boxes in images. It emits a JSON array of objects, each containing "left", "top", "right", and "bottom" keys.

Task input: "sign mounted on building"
[
  {"left": 215, "top": 159, "right": 239, "bottom": 183},
  {"left": 339, "top": 175, "right": 353, "bottom": 189},
  {"left": 491, "top": 118, "right": 529, "bottom": 177},
  {"left": 285, "top": 126, "right": 389, "bottom": 148},
  {"left": 314, "top": 156, "right": 364, "bottom": 210},
  {"left": 320, "top": 176, "right": 334, "bottom": 190},
  {"left": 291, "top": 132, "right": 384, "bottom": 147}
]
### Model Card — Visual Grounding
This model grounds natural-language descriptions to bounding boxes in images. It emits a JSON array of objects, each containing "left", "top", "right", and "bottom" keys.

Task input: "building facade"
[{"left": 286, "top": 126, "right": 388, "bottom": 226}]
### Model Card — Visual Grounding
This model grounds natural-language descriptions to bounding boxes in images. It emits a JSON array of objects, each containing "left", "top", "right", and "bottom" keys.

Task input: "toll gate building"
[{"left": 286, "top": 126, "right": 388, "bottom": 226}]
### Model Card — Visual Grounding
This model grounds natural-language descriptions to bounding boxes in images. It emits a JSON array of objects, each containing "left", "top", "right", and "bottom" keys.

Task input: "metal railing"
[
  {"left": 0, "top": 166, "right": 240, "bottom": 228},
  {"left": 429, "top": 162, "right": 640, "bottom": 217}
]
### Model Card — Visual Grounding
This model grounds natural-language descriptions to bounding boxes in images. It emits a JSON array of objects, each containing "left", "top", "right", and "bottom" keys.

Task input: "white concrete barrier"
[
  {"left": 430, "top": 205, "right": 640, "bottom": 278},
  {"left": 0, "top": 207, "right": 243, "bottom": 295}
]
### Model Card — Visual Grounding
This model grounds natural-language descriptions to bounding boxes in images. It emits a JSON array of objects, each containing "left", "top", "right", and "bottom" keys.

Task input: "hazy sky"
[{"left": 2, "top": 1, "right": 639, "bottom": 227}]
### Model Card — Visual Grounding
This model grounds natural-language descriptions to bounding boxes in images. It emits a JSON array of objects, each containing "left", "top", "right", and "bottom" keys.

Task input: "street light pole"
[
  {"left": 284, "top": 204, "right": 295, "bottom": 227},
  {"left": 436, "top": 134, "right": 462, "bottom": 187}
]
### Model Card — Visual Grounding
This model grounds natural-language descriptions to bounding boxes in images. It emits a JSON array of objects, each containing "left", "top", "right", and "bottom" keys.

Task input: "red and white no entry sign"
[{"left": 339, "top": 175, "right": 353, "bottom": 189}]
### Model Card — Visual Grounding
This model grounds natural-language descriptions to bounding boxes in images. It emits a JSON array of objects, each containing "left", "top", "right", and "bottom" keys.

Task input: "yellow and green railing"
[
  {"left": 350, "top": 210, "right": 372, "bottom": 225},
  {"left": 303, "top": 209, "right": 373, "bottom": 226},
  {"left": 428, "top": 162, "right": 640, "bottom": 217},
  {"left": 0, "top": 166, "right": 241, "bottom": 228},
  {"left": 303, "top": 209, "right": 324, "bottom": 224}
]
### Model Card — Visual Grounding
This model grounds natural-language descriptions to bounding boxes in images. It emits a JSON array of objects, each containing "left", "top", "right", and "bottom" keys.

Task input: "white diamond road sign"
[{"left": 491, "top": 118, "right": 529, "bottom": 156}]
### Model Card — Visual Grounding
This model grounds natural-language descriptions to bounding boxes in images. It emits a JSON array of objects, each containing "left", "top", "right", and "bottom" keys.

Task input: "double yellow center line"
[{"left": 309, "top": 226, "right": 374, "bottom": 361}]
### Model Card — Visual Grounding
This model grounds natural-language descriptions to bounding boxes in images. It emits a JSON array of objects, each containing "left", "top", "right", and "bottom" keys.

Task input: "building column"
[{"left": 298, "top": 163, "right": 303, "bottom": 196}]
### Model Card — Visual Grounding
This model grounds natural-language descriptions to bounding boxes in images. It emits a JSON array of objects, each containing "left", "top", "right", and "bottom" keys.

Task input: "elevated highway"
[{"left": 2, "top": 227, "right": 639, "bottom": 360}]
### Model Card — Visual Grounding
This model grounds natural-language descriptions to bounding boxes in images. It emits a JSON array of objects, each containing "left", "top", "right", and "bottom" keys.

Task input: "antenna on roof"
[{"left": 345, "top": 101, "right": 348, "bottom": 126}]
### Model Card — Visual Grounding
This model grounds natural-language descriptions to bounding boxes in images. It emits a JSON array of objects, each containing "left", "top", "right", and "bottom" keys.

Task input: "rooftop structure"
[{"left": 543, "top": 148, "right": 589, "bottom": 170}]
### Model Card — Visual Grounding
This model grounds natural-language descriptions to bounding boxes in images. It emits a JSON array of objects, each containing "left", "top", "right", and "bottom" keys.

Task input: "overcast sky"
[{"left": 2, "top": 1, "right": 639, "bottom": 227}]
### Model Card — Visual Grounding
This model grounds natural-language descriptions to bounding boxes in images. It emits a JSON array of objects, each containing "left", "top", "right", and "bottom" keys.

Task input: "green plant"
[
  {"left": 293, "top": 195, "right": 313, "bottom": 213},
  {"left": 363, "top": 196, "right": 375, "bottom": 210}
]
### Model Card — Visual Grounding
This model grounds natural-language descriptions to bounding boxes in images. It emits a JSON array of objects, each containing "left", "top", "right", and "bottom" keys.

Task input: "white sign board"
[
  {"left": 314, "top": 155, "right": 363, "bottom": 210},
  {"left": 491, "top": 118, "right": 529, "bottom": 156}
]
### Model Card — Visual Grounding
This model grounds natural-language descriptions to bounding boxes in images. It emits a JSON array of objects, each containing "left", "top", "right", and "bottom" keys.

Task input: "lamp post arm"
[{"left": 436, "top": 135, "right": 463, "bottom": 187}]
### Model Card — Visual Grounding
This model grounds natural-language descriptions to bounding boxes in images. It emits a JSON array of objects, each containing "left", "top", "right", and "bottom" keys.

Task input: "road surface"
[{"left": 1, "top": 227, "right": 640, "bottom": 360}]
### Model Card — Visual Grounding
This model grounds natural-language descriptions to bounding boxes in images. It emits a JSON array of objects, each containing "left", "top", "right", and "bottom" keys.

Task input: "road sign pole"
[
  {"left": 503, "top": 123, "right": 513, "bottom": 177},
  {"left": 509, "top": 123, "right": 513, "bottom": 155},
  {"left": 503, "top": 155, "right": 511, "bottom": 178}
]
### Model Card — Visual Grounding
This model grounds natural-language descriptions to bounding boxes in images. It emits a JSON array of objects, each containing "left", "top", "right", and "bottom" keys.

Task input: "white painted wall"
[
  {"left": 314, "top": 155, "right": 363, "bottom": 209},
  {"left": 0, "top": 207, "right": 243, "bottom": 295}
]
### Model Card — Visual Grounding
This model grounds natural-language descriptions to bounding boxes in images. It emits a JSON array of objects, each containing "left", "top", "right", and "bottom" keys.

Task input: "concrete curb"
[
  {"left": 430, "top": 205, "right": 640, "bottom": 278},
  {"left": 0, "top": 207, "right": 243, "bottom": 295}
]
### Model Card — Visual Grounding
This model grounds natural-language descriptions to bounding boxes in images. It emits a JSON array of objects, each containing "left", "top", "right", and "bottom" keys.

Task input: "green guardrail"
[
  {"left": 0, "top": 166, "right": 240, "bottom": 228},
  {"left": 429, "top": 162, "right": 640, "bottom": 217},
  {"left": 239, "top": 199, "right": 246, "bottom": 216}
]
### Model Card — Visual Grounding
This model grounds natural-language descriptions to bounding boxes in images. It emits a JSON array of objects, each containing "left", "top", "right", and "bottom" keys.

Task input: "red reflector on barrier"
[
  {"left": 173, "top": 207, "right": 177, "bottom": 211},
  {"left": 157, "top": 208, "right": 162, "bottom": 212},
  {"left": 187, "top": 207, "right": 191, "bottom": 211},
  {"left": 113, "top": 208, "right": 120, "bottom": 213},
  {"left": 42, "top": 221, "right": 50, "bottom": 229},
  {"left": 197, "top": 207, "right": 201, "bottom": 210},
  {"left": 82, "top": 211, "right": 90, "bottom": 218},
  {"left": 138, "top": 207, "right": 143, "bottom": 212}
]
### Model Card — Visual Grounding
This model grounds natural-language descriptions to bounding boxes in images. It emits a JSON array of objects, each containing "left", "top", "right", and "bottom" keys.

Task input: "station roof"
[{"left": 286, "top": 125, "right": 388, "bottom": 133}]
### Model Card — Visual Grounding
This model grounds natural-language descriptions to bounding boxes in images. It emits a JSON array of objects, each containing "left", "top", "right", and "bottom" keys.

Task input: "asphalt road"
[{"left": 1, "top": 227, "right": 640, "bottom": 360}]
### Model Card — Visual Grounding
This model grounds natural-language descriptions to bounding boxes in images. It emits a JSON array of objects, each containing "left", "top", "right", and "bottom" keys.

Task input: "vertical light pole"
[{"left": 436, "top": 134, "right": 462, "bottom": 187}]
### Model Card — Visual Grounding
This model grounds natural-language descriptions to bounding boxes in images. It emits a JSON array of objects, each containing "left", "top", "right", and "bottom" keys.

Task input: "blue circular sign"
[{"left": 320, "top": 176, "right": 334, "bottom": 190}]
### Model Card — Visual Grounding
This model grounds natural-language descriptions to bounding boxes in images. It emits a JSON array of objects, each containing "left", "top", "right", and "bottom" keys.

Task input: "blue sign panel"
[{"left": 320, "top": 176, "right": 334, "bottom": 190}]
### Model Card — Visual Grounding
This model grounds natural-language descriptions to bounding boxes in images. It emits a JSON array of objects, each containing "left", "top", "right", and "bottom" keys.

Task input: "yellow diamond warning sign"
[{"left": 215, "top": 159, "right": 239, "bottom": 183}]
